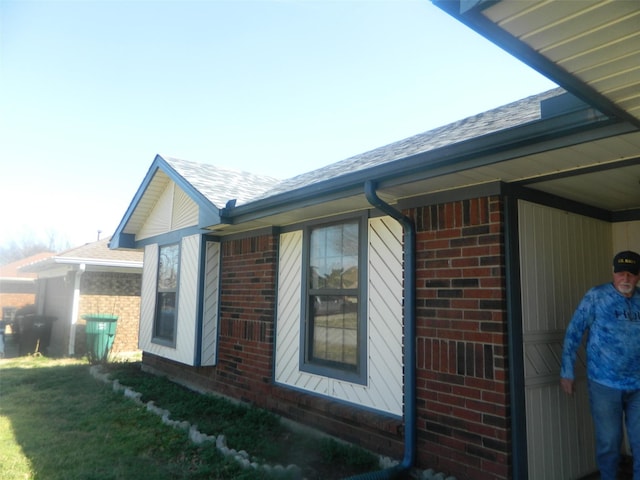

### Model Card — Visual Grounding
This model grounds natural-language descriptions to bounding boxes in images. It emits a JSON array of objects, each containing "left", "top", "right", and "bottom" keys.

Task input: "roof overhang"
[
  {"left": 213, "top": 96, "right": 640, "bottom": 235},
  {"left": 114, "top": 1, "right": 640, "bottom": 239},
  {"left": 209, "top": 1, "right": 640, "bottom": 235},
  {"left": 433, "top": 0, "right": 640, "bottom": 128},
  {"left": 19, "top": 256, "right": 142, "bottom": 276}
]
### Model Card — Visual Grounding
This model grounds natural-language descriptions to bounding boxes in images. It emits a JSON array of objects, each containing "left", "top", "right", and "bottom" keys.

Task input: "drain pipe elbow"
[{"left": 344, "top": 180, "right": 416, "bottom": 480}]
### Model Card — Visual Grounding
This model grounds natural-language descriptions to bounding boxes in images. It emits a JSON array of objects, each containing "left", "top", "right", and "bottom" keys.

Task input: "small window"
[
  {"left": 154, "top": 243, "right": 179, "bottom": 344},
  {"left": 303, "top": 218, "right": 365, "bottom": 382}
]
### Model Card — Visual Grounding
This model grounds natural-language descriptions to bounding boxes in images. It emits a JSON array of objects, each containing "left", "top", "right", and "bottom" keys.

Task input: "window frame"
[
  {"left": 152, "top": 242, "right": 180, "bottom": 347},
  {"left": 300, "top": 213, "right": 368, "bottom": 384}
]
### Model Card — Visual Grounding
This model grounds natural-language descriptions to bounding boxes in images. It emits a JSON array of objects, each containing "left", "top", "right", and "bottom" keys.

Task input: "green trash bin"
[{"left": 82, "top": 314, "right": 118, "bottom": 363}]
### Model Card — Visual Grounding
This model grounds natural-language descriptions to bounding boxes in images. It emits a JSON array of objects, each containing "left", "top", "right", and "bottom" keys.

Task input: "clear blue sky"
[{"left": 0, "top": 0, "right": 556, "bottom": 250}]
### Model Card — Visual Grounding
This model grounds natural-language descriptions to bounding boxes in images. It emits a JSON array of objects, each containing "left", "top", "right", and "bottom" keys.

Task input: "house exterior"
[
  {"left": 0, "top": 252, "right": 54, "bottom": 320},
  {"left": 20, "top": 237, "right": 143, "bottom": 357},
  {"left": 110, "top": 2, "right": 640, "bottom": 479}
]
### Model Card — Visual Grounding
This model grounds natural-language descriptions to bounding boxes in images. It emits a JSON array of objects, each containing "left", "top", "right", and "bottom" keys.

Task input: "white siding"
[
  {"left": 138, "top": 236, "right": 201, "bottom": 366},
  {"left": 519, "top": 200, "right": 612, "bottom": 479},
  {"left": 139, "top": 244, "right": 159, "bottom": 351},
  {"left": 172, "top": 187, "right": 199, "bottom": 230},
  {"left": 201, "top": 241, "right": 220, "bottom": 366},
  {"left": 138, "top": 182, "right": 199, "bottom": 240},
  {"left": 612, "top": 221, "right": 640, "bottom": 254},
  {"left": 275, "top": 217, "right": 403, "bottom": 416},
  {"left": 175, "top": 234, "right": 200, "bottom": 365}
]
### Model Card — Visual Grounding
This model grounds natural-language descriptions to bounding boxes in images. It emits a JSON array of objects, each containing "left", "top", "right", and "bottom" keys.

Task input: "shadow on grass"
[{"left": 0, "top": 357, "right": 281, "bottom": 480}]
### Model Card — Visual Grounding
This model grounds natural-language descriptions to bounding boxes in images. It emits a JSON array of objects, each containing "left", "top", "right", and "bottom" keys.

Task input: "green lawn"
[{"left": 0, "top": 356, "right": 378, "bottom": 480}]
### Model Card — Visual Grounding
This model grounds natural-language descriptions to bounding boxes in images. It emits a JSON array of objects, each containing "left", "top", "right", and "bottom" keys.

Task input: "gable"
[{"left": 137, "top": 181, "right": 199, "bottom": 240}]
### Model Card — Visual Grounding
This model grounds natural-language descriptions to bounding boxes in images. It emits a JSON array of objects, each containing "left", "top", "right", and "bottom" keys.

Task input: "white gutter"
[
  {"left": 68, "top": 263, "right": 86, "bottom": 356},
  {"left": 19, "top": 257, "right": 142, "bottom": 273}
]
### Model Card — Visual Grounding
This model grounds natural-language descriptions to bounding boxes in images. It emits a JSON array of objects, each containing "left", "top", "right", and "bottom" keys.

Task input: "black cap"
[{"left": 613, "top": 251, "right": 640, "bottom": 275}]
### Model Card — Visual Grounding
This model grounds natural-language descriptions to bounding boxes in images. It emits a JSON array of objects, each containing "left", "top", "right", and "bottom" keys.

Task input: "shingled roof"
[
  {"left": 254, "top": 88, "right": 564, "bottom": 201},
  {"left": 162, "top": 156, "right": 280, "bottom": 208},
  {"left": 20, "top": 237, "right": 142, "bottom": 273}
]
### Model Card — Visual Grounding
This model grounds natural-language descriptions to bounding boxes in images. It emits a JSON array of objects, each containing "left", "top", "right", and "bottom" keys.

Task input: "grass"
[{"left": 0, "top": 356, "right": 380, "bottom": 480}]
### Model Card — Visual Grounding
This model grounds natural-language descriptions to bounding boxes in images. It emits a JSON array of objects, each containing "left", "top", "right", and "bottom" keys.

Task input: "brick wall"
[
  {"left": 410, "top": 196, "right": 510, "bottom": 480},
  {"left": 76, "top": 271, "right": 142, "bottom": 354},
  {"left": 0, "top": 293, "right": 35, "bottom": 314},
  {"left": 142, "top": 232, "right": 406, "bottom": 459},
  {"left": 217, "top": 235, "right": 277, "bottom": 402},
  {"left": 141, "top": 197, "right": 510, "bottom": 478}
]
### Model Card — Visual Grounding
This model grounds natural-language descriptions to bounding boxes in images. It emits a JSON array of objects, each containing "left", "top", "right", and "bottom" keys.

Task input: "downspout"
[
  {"left": 345, "top": 180, "right": 416, "bottom": 480},
  {"left": 68, "top": 263, "right": 86, "bottom": 356}
]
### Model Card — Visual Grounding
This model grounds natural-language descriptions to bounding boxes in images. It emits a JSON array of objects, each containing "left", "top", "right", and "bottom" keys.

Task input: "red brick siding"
[
  {"left": 141, "top": 196, "right": 510, "bottom": 478},
  {"left": 216, "top": 235, "right": 277, "bottom": 401},
  {"left": 410, "top": 196, "right": 509, "bottom": 480},
  {"left": 142, "top": 233, "right": 405, "bottom": 460}
]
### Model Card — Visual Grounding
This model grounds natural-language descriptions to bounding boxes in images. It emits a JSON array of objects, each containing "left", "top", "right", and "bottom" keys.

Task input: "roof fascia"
[
  {"left": 111, "top": 154, "right": 221, "bottom": 250},
  {"left": 432, "top": 0, "right": 640, "bottom": 128},
  {"left": 224, "top": 110, "right": 630, "bottom": 226}
]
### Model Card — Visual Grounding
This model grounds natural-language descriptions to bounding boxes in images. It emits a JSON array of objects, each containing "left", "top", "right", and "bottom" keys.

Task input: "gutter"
[
  {"left": 222, "top": 111, "right": 628, "bottom": 228},
  {"left": 344, "top": 180, "right": 416, "bottom": 480}
]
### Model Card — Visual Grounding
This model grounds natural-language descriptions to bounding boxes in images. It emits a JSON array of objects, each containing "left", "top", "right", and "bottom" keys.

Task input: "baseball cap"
[{"left": 613, "top": 250, "right": 640, "bottom": 275}]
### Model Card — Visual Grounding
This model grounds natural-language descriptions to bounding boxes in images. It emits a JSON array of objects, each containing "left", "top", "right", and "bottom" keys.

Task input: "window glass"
[
  {"left": 307, "top": 221, "right": 360, "bottom": 372},
  {"left": 154, "top": 244, "right": 179, "bottom": 343}
]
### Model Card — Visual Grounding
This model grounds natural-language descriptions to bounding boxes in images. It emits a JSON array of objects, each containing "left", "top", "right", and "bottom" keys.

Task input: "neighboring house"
[
  {"left": 109, "top": 2, "right": 640, "bottom": 479},
  {"left": 0, "top": 252, "right": 54, "bottom": 320},
  {"left": 20, "top": 237, "right": 143, "bottom": 357}
]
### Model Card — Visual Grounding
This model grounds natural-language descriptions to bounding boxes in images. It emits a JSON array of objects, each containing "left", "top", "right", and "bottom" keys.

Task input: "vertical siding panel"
[
  {"left": 175, "top": 234, "right": 200, "bottom": 365},
  {"left": 367, "top": 216, "right": 403, "bottom": 414},
  {"left": 139, "top": 244, "right": 158, "bottom": 352},
  {"left": 519, "top": 200, "right": 612, "bottom": 479},
  {"left": 275, "top": 231, "right": 304, "bottom": 384},
  {"left": 200, "top": 241, "right": 220, "bottom": 366},
  {"left": 274, "top": 218, "right": 404, "bottom": 416}
]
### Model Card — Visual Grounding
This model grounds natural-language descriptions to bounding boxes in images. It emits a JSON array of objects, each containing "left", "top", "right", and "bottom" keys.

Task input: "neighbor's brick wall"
[
  {"left": 76, "top": 271, "right": 142, "bottom": 354},
  {"left": 0, "top": 293, "right": 35, "bottom": 315},
  {"left": 410, "top": 196, "right": 510, "bottom": 480}
]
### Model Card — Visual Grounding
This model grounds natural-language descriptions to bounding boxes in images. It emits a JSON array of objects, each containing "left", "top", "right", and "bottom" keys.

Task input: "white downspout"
[{"left": 68, "top": 263, "right": 85, "bottom": 356}]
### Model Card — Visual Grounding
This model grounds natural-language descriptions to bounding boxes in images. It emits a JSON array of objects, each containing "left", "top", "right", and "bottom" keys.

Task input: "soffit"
[
  {"left": 468, "top": 0, "right": 640, "bottom": 126},
  {"left": 121, "top": 170, "right": 171, "bottom": 235},
  {"left": 386, "top": 129, "right": 640, "bottom": 212}
]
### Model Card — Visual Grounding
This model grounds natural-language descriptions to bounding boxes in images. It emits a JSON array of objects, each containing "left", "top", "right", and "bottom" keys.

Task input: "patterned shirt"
[{"left": 561, "top": 283, "right": 640, "bottom": 390}]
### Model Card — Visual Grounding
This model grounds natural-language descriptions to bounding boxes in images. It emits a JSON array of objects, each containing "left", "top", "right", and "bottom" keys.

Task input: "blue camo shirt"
[{"left": 561, "top": 283, "right": 640, "bottom": 390}]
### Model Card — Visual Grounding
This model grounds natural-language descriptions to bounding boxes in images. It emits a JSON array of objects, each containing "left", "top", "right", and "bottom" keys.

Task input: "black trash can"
[{"left": 16, "top": 314, "right": 56, "bottom": 356}]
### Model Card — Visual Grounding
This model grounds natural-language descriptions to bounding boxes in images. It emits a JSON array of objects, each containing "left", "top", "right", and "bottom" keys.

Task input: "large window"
[
  {"left": 154, "top": 243, "right": 179, "bottom": 344},
  {"left": 303, "top": 218, "right": 365, "bottom": 381}
]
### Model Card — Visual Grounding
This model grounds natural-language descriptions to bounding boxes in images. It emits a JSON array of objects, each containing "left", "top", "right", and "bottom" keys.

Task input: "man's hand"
[{"left": 560, "top": 377, "right": 575, "bottom": 395}]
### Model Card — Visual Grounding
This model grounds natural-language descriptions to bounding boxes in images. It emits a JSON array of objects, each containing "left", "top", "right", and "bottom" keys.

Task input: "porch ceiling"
[{"left": 384, "top": 129, "right": 640, "bottom": 214}]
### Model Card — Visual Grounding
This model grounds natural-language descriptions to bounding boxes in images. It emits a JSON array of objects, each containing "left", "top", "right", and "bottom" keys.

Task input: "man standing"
[{"left": 561, "top": 250, "right": 640, "bottom": 480}]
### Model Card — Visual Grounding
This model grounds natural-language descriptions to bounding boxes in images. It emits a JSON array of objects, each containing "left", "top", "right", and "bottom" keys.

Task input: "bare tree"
[{"left": 0, "top": 229, "right": 70, "bottom": 265}]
